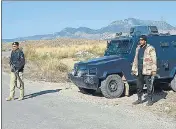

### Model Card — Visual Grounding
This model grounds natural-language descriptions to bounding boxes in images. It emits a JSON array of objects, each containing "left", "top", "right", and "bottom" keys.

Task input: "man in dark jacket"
[{"left": 6, "top": 42, "right": 25, "bottom": 101}]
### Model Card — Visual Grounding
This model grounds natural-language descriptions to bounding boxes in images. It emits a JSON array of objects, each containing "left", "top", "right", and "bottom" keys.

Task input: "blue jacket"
[{"left": 10, "top": 48, "right": 25, "bottom": 72}]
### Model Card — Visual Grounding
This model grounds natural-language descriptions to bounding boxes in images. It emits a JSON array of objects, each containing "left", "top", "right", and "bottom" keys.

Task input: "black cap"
[
  {"left": 140, "top": 35, "right": 147, "bottom": 42},
  {"left": 12, "top": 42, "right": 19, "bottom": 46}
]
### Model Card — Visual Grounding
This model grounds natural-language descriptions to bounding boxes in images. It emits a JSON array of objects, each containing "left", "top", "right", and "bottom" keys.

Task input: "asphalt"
[{"left": 2, "top": 71, "right": 176, "bottom": 129}]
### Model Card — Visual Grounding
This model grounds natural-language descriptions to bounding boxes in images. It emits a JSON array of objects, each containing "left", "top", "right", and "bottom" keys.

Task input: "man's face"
[
  {"left": 139, "top": 38, "right": 146, "bottom": 46},
  {"left": 12, "top": 45, "right": 19, "bottom": 51}
]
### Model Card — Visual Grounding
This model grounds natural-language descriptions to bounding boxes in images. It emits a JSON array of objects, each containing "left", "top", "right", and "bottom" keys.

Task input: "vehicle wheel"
[
  {"left": 171, "top": 75, "right": 176, "bottom": 92},
  {"left": 78, "top": 87, "right": 96, "bottom": 94},
  {"left": 100, "top": 74, "right": 124, "bottom": 99}
]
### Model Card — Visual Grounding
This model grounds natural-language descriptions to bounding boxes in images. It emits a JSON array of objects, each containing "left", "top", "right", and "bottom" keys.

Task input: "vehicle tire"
[
  {"left": 100, "top": 74, "right": 124, "bottom": 99},
  {"left": 78, "top": 87, "right": 96, "bottom": 94},
  {"left": 171, "top": 75, "right": 176, "bottom": 92}
]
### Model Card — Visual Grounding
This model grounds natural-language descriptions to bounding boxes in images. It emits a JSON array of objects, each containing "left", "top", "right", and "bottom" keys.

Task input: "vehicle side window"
[{"left": 149, "top": 26, "right": 158, "bottom": 33}]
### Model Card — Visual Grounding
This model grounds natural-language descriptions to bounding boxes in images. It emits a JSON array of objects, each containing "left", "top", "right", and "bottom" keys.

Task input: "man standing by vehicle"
[
  {"left": 131, "top": 35, "right": 157, "bottom": 106},
  {"left": 6, "top": 42, "right": 25, "bottom": 101}
]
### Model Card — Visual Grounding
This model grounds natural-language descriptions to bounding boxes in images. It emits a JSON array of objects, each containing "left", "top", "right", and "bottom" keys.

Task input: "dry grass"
[
  {"left": 35, "top": 58, "right": 69, "bottom": 72},
  {"left": 2, "top": 38, "right": 106, "bottom": 82},
  {"left": 24, "top": 43, "right": 106, "bottom": 61},
  {"left": 23, "top": 41, "right": 106, "bottom": 82},
  {"left": 2, "top": 38, "right": 106, "bottom": 48},
  {"left": 26, "top": 59, "right": 69, "bottom": 82},
  {"left": 23, "top": 43, "right": 106, "bottom": 78},
  {"left": 2, "top": 44, "right": 9, "bottom": 51}
]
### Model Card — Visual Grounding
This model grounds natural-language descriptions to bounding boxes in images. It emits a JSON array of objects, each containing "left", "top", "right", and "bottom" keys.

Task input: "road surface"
[{"left": 2, "top": 71, "right": 176, "bottom": 129}]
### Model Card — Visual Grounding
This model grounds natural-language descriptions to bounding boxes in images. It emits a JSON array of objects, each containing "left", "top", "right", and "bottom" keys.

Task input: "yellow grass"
[
  {"left": 23, "top": 42, "right": 107, "bottom": 75},
  {"left": 2, "top": 39, "right": 107, "bottom": 82},
  {"left": 36, "top": 58, "right": 69, "bottom": 73},
  {"left": 24, "top": 43, "right": 107, "bottom": 60}
]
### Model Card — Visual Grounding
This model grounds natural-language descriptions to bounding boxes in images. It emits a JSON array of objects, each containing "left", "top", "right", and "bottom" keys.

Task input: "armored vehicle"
[{"left": 68, "top": 25, "right": 176, "bottom": 98}]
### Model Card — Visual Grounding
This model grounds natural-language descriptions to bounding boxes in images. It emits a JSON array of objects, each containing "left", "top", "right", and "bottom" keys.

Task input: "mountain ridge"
[{"left": 3, "top": 18, "right": 176, "bottom": 42}]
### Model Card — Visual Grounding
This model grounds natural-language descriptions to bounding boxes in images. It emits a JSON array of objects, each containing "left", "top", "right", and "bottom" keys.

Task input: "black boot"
[
  {"left": 146, "top": 97, "right": 153, "bottom": 106},
  {"left": 132, "top": 95, "right": 142, "bottom": 105}
]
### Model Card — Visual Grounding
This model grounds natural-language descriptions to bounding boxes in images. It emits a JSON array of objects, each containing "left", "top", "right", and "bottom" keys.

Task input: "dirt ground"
[
  {"left": 2, "top": 56, "right": 73, "bottom": 83},
  {"left": 60, "top": 84, "right": 176, "bottom": 120}
]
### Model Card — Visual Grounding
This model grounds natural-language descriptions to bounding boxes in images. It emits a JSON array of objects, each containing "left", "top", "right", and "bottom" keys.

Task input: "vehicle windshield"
[
  {"left": 135, "top": 26, "right": 149, "bottom": 35},
  {"left": 105, "top": 39, "right": 132, "bottom": 56}
]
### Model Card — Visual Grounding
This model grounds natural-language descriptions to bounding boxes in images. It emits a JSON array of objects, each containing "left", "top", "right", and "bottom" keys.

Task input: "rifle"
[
  {"left": 150, "top": 75, "right": 158, "bottom": 94},
  {"left": 9, "top": 60, "right": 24, "bottom": 89}
]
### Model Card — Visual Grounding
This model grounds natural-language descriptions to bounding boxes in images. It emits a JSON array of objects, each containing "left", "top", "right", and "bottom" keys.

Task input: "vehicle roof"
[
  {"left": 131, "top": 25, "right": 156, "bottom": 27},
  {"left": 110, "top": 36, "right": 132, "bottom": 41}
]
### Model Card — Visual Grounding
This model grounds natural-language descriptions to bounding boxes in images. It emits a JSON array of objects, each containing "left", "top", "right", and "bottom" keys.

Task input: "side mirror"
[
  {"left": 107, "top": 41, "right": 111, "bottom": 44},
  {"left": 107, "top": 41, "right": 110, "bottom": 45},
  {"left": 107, "top": 41, "right": 110, "bottom": 48}
]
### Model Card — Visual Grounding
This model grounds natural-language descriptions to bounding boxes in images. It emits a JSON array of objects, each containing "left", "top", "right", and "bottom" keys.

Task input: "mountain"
[{"left": 3, "top": 18, "right": 176, "bottom": 42}]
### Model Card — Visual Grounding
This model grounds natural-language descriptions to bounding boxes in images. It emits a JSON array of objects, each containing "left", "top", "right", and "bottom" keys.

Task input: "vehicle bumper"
[{"left": 68, "top": 73, "right": 99, "bottom": 90}]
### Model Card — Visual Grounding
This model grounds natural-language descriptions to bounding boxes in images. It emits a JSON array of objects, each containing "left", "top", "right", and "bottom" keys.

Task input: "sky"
[{"left": 2, "top": 1, "right": 176, "bottom": 39}]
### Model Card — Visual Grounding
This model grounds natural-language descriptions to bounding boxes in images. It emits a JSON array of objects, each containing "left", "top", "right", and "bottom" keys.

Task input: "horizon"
[
  {"left": 2, "top": 1, "right": 176, "bottom": 39},
  {"left": 3, "top": 17, "right": 175, "bottom": 40}
]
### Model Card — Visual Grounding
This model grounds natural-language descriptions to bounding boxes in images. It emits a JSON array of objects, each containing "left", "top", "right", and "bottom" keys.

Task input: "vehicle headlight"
[
  {"left": 77, "top": 70, "right": 87, "bottom": 77},
  {"left": 71, "top": 69, "right": 76, "bottom": 76},
  {"left": 89, "top": 68, "right": 97, "bottom": 75}
]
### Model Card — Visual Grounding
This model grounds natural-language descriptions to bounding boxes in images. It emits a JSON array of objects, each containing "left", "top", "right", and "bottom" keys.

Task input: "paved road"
[
  {"left": 2, "top": 72, "right": 176, "bottom": 129},
  {"left": 2, "top": 51, "right": 11, "bottom": 58}
]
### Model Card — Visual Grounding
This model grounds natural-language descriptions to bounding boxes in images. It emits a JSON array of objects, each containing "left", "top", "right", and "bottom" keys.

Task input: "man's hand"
[{"left": 151, "top": 71, "right": 156, "bottom": 76}]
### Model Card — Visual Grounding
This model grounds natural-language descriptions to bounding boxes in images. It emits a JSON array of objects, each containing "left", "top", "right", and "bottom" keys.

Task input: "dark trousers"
[{"left": 137, "top": 69, "right": 154, "bottom": 99}]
